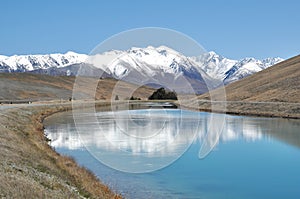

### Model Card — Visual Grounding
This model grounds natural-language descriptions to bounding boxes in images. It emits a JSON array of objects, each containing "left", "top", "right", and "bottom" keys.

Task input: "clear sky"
[{"left": 1, "top": 0, "right": 299, "bottom": 59}]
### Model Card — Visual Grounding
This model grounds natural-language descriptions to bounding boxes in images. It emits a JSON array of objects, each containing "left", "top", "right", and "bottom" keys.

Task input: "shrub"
[{"left": 148, "top": 87, "right": 177, "bottom": 100}]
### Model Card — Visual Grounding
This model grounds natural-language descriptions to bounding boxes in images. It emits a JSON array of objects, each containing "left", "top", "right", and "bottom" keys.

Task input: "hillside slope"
[
  {"left": 223, "top": 54, "right": 300, "bottom": 103},
  {"left": 200, "top": 54, "right": 300, "bottom": 103},
  {"left": 195, "top": 54, "right": 300, "bottom": 118},
  {"left": 0, "top": 73, "right": 154, "bottom": 102}
]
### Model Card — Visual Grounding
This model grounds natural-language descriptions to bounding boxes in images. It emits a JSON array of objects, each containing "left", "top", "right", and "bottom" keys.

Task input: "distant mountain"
[
  {"left": 29, "top": 63, "right": 112, "bottom": 78},
  {"left": 191, "top": 52, "right": 283, "bottom": 84},
  {"left": 98, "top": 46, "right": 216, "bottom": 94},
  {"left": 0, "top": 51, "right": 87, "bottom": 73},
  {"left": 200, "top": 54, "right": 300, "bottom": 103},
  {"left": 0, "top": 47, "right": 283, "bottom": 93}
]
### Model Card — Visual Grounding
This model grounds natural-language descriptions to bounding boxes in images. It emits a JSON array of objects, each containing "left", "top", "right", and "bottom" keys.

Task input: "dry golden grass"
[
  {"left": 0, "top": 73, "right": 154, "bottom": 198},
  {"left": 200, "top": 54, "right": 300, "bottom": 103},
  {"left": 0, "top": 103, "right": 122, "bottom": 198},
  {"left": 0, "top": 73, "right": 154, "bottom": 102},
  {"left": 194, "top": 54, "right": 300, "bottom": 118}
]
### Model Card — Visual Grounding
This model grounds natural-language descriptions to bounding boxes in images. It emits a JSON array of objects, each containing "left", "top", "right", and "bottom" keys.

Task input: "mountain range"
[
  {"left": 196, "top": 53, "right": 300, "bottom": 118},
  {"left": 0, "top": 46, "right": 283, "bottom": 93}
]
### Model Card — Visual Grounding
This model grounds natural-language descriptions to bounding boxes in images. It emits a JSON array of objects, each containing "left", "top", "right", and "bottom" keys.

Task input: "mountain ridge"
[
  {"left": 193, "top": 53, "right": 300, "bottom": 118},
  {"left": 0, "top": 47, "right": 284, "bottom": 92},
  {"left": 199, "top": 54, "right": 300, "bottom": 103}
]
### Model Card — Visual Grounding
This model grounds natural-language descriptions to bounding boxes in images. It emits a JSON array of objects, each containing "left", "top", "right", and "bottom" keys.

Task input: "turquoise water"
[{"left": 44, "top": 109, "right": 300, "bottom": 199}]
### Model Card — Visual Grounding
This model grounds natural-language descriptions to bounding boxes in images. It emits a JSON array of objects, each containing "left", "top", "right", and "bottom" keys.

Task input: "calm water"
[{"left": 44, "top": 107, "right": 300, "bottom": 199}]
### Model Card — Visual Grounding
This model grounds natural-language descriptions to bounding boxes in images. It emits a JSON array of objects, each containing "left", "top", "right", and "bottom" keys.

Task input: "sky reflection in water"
[{"left": 44, "top": 109, "right": 300, "bottom": 199}]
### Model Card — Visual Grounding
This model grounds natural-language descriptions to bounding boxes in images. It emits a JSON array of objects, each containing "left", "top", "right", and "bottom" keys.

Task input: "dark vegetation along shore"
[{"left": 0, "top": 102, "right": 123, "bottom": 198}]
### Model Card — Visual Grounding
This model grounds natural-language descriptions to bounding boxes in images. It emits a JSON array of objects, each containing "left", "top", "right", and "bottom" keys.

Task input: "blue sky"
[{"left": 0, "top": 0, "right": 299, "bottom": 59}]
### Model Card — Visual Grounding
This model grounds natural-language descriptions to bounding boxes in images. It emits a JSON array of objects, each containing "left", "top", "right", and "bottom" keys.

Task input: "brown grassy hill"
[
  {"left": 193, "top": 54, "right": 300, "bottom": 118},
  {"left": 224, "top": 54, "right": 300, "bottom": 102},
  {"left": 200, "top": 54, "right": 300, "bottom": 103},
  {"left": 0, "top": 73, "right": 154, "bottom": 102}
]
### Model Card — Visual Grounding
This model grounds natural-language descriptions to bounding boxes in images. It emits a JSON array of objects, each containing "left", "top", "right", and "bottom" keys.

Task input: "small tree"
[
  {"left": 129, "top": 96, "right": 141, "bottom": 100},
  {"left": 148, "top": 87, "right": 177, "bottom": 100}
]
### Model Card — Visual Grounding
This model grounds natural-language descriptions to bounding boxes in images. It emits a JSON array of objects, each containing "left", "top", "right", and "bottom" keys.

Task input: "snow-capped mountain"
[
  {"left": 0, "top": 47, "right": 283, "bottom": 93},
  {"left": 192, "top": 52, "right": 283, "bottom": 84},
  {"left": 222, "top": 57, "right": 283, "bottom": 84},
  {"left": 105, "top": 46, "right": 211, "bottom": 82},
  {"left": 0, "top": 51, "right": 87, "bottom": 73},
  {"left": 84, "top": 46, "right": 216, "bottom": 93},
  {"left": 191, "top": 51, "right": 238, "bottom": 80}
]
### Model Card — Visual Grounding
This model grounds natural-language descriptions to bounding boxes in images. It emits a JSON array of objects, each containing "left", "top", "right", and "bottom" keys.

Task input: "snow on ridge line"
[
  {"left": 0, "top": 47, "right": 284, "bottom": 83},
  {"left": 0, "top": 51, "right": 88, "bottom": 71}
]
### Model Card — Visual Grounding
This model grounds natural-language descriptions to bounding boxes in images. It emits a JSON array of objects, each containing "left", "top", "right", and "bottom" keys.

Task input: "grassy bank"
[
  {"left": 0, "top": 102, "right": 121, "bottom": 198},
  {"left": 179, "top": 99, "right": 300, "bottom": 119},
  {"left": 1, "top": 99, "right": 298, "bottom": 198}
]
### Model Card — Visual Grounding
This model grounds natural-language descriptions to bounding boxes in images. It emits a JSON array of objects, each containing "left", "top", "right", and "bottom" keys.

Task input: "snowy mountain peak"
[
  {"left": 0, "top": 52, "right": 87, "bottom": 72},
  {"left": 0, "top": 47, "right": 284, "bottom": 91},
  {"left": 206, "top": 51, "right": 220, "bottom": 57},
  {"left": 262, "top": 57, "right": 284, "bottom": 67},
  {"left": 65, "top": 51, "right": 79, "bottom": 55},
  {"left": 125, "top": 45, "right": 182, "bottom": 57},
  {"left": 106, "top": 45, "right": 195, "bottom": 79},
  {"left": 0, "top": 55, "right": 8, "bottom": 60},
  {"left": 156, "top": 45, "right": 181, "bottom": 54},
  {"left": 222, "top": 56, "right": 284, "bottom": 84}
]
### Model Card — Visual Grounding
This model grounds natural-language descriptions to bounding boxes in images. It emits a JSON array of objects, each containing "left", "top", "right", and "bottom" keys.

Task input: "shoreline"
[
  {"left": 0, "top": 102, "right": 121, "bottom": 199},
  {"left": 1, "top": 100, "right": 299, "bottom": 197},
  {"left": 179, "top": 100, "right": 300, "bottom": 119}
]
